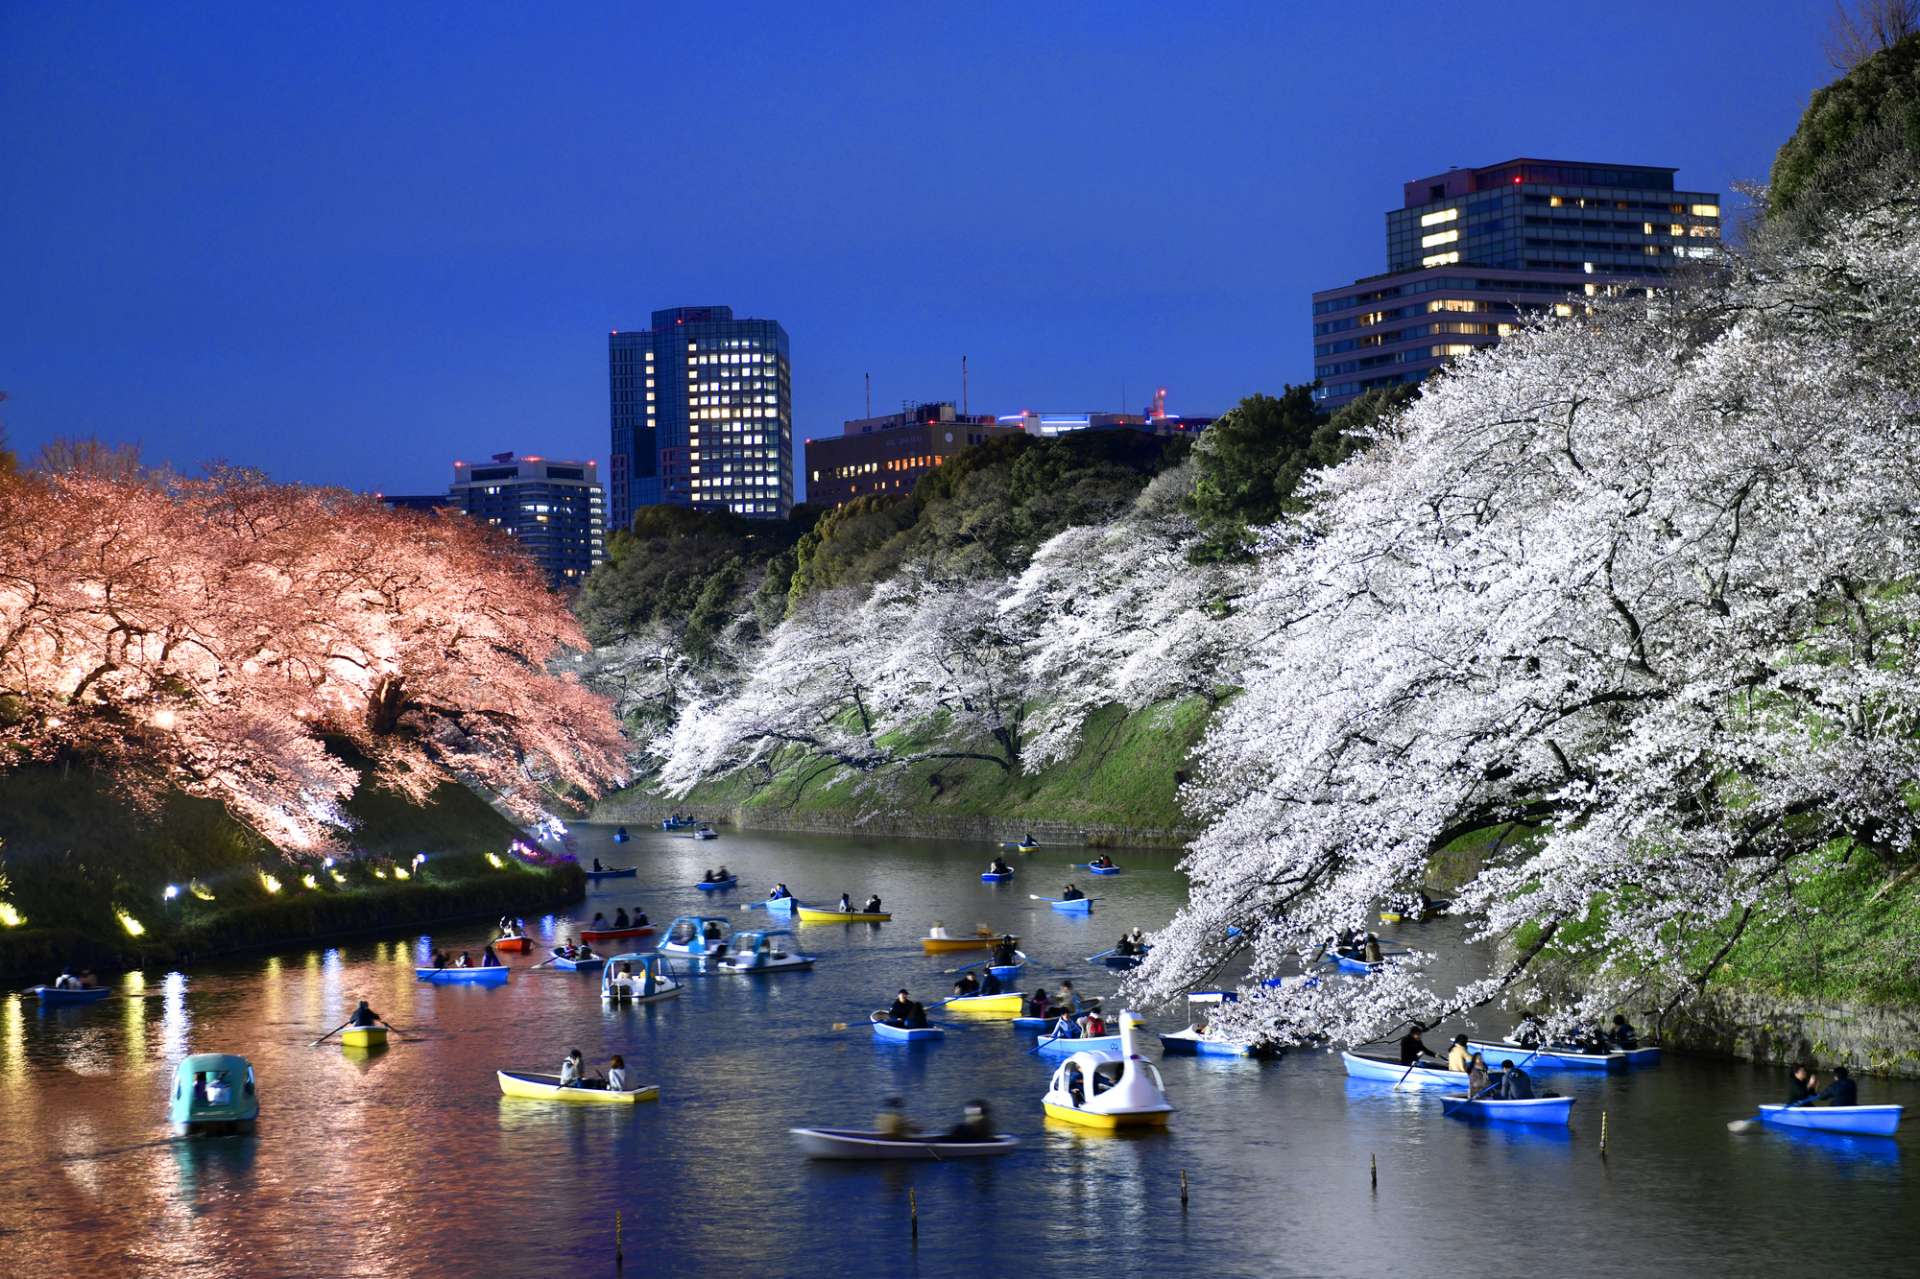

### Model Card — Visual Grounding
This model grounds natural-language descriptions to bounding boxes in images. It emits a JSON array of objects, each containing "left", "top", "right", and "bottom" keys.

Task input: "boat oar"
[
  {"left": 310, "top": 1017, "right": 354, "bottom": 1047},
  {"left": 942, "top": 959, "right": 988, "bottom": 976},
  {"left": 1729, "top": 1093, "right": 1815, "bottom": 1133}
]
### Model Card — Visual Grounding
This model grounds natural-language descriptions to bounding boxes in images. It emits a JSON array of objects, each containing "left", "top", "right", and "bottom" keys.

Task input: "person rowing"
[
  {"left": 592, "top": 858, "right": 604, "bottom": 872},
  {"left": 347, "top": 999, "right": 385, "bottom": 1029},
  {"left": 884, "top": 989, "right": 916, "bottom": 1027},
  {"left": 715, "top": 865, "right": 731, "bottom": 881},
  {"left": 702, "top": 868, "right": 717, "bottom": 884},
  {"left": 979, "top": 969, "right": 1005, "bottom": 995},
  {"left": 768, "top": 883, "right": 792, "bottom": 901},
  {"left": 1498, "top": 1058, "right": 1535, "bottom": 1099},
  {"left": 988, "top": 857, "right": 1012, "bottom": 875},
  {"left": 1786, "top": 1063, "right": 1816, "bottom": 1103},
  {"left": 1061, "top": 883, "right": 1085, "bottom": 902},
  {"left": 1399, "top": 1021, "right": 1437, "bottom": 1067},
  {"left": 991, "top": 934, "right": 1018, "bottom": 966},
  {"left": 953, "top": 971, "right": 981, "bottom": 997},
  {"left": 1361, "top": 934, "right": 1384, "bottom": 964},
  {"left": 946, "top": 1099, "right": 994, "bottom": 1142},
  {"left": 862, "top": 894, "right": 882, "bottom": 914},
  {"left": 1608, "top": 1013, "right": 1639, "bottom": 1049},
  {"left": 52, "top": 969, "right": 80, "bottom": 990},
  {"left": 1815, "top": 1064, "right": 1858, "bottom": 1107}
]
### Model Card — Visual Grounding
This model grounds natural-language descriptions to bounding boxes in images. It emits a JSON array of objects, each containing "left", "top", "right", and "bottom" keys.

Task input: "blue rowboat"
[
  {"left": 987, "top": 950, "right": 1027, "bottom": 981},
  {"left": 1087, "top": 864, "right": 1122, "bottom": 876},
  {"left": 30, "top": 985, "right": 112, "bottom": 1006},
  {"left": 764, "top": 895, "right": 796, "bottom": 914},
  {"left": 1465, "top": 1039, "right": 1626, "bottom": 1072},
  {"left": 584, "top": 867, "right": 637, "bottom": 881},
  {"left": 1620, "top": 1046, "right": 1662, "bottom": 1067},
  {"left": 1341, "top": 1051, "right": 1479, "bottom": 1089},
  {"left": 870, "top": 1012, "right": 944, "bottom": 1044},
  {"left": 550, "top": 954, "right": 606, "bottom": 972},
  {"left": 1035, "top": 1029, "right": 1122, "bottom": 1057},
  {"left": 1758, "top": 1103, "right": 1903, "bottom": 1136},
  {"left": 981, "top": 871, "right": 1014, "bottom": 883},
  {"left": 1159, "top": 1028, "right": 1262, "bottom": 1058},
  {"left": 1440, "top": 1093, "right": 1574, "bottom": 1126},
  {"left": 1012, "top": 1016, "right": 1054, "bottom": 1032},
  {"left": 416, "top": 965, "right": 510, "bottom": 985},
  {"left": 1325, "top": 951, "right": 1408, "bottom": 975},
  {"left": 696, "top": 875, "right": 738, "bottom": 891},
  {"left": 1049, "top": 897, "right": 1093, "bottom": 915}
]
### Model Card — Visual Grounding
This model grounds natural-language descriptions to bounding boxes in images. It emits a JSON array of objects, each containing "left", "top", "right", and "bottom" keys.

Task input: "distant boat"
[
  {"left": 28, "top": 985, "right": 111, "bottom": 1007},
  {"left": 790, "top": 1128, "right": 1017, "bottom": 1160},
  {"left": 1757, "top": 1103, "right": 1902, "bottom": 1136},
  {"left": 585, "top": 867, "right": 638, "bottom": 881},
  {"left": 496, "top": 1070, "right": 658, "bottom": 1105},
  {"left": 415, "top": 964, "right": 509, "bottom": 985},
  {"left": 1440, "top": 1093, "right": 1574, "bottom": 1126},
  {"left": 169, "top": 1053, "right": 259, "bottom": 1137},
  {"left": 870, "top": 1012, "right": 945, "bottom": 1044}
]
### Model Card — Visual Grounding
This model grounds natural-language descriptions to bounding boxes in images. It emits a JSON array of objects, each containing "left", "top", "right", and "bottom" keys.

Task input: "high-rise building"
[
  {"left": 1312, "top": 158, "right": 1722, "bottom": 408},
  {"left": 447, "top": 452, "right": 606, "bottom": 587},
  {"left": 805, "top": 402, "right": 1022, "bottom": 509},
  {"left": 608, "top": 305, "right": 792, "bottom": 529}
]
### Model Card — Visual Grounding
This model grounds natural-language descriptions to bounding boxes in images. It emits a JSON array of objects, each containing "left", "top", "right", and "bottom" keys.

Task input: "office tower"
[
  {"left": 609, "top": 305, "right": 792, "bottom": 529},
  {"left": 447, "top": 452, "right": 606, "bottom": 587},
  {"left": 804, "top": 401, "right": 1021, "bottom": 508},
  {"left": 1312, "top": 159, "right": 1722, "bottom": 408}
]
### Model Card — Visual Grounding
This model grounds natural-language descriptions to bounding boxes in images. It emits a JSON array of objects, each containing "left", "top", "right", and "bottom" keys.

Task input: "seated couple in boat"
[
  {"left": 1089, "top": 854, "right": 1116, "bottom": 869},
  {"left": 990, "top": 935, "right": 1019, "bottom": 966},
  {"left": 1049, "top": 1008, "right": 1108, "bottom": 1039},
  {"left": 435, "top": 951, "right": 483, "bottom": 969},
  {"left": 50, "top": 970, "right": 99, "bottom": 990},
  {"left": 553, "top": 939, "right": 597, "bottom": 961},
  {"left": 497, "top": 917, "right": 526, "bottom": 939},
  {"left": 701, "top": 866, "right": 732, "bottom": 883},
  {"left": 987, "top": 858, "right": 1013, "bottom": 875},
  {"left": 558, "top": 1048, "right": 629, "bottom": 1091},
  {"left": 881, "top": 990, "right": 930, "bottom": 1029},
  {"left": 768, "top": 883, "right": 793, "bottom": 901},
  {"left": 952, "top": 970, "right": 1007, "bottom": 998},
  {"left": 1060, "top": 883, "right": 1085, "bottom": 901},
  {"left": 873, "top": 1097, "right": 997, "bottom": 1141},
  {"left": 1112, "top": 928, "right": 1148, "bottom": 957},
  {"left": 836, "top": 893, "right": 883, "bottom": 913},
  {"left": 1787, "top": 1063, "right": 1860, "bottom": 1107},
  {"left": 1334, "top": 930, "right": 1384, "bottom": 963}
]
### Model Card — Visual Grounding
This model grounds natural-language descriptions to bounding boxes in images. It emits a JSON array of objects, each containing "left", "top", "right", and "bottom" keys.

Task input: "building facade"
[
  {"left": 609, "top": 305, "right": 792, "bottom": 530},
  {"left": 805, "top": 402, "right": 1019, "bottom": 508},
  {"left": 448, "top": 452, "right": 606, "bottom": 587},
  {"left": 1313, "top": 158, "right": 1721, "bottom": 408}
]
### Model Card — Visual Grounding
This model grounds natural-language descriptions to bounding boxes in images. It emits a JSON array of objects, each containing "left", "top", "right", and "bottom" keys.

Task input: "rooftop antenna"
[
  {"left": 865, "top": 372, "right": 871, "bottom": 418},
  {"left": 962, "top": 355, "right": 969, "bottom": 417}
]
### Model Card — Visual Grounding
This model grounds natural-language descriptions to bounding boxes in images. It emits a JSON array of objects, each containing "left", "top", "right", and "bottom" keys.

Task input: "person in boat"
[
  {"left": 991, "top": 935, "right": 1018, "bottom": 966},
  {"left": 1092, "top": 854, "right": 1114, "bottom": 869},
  {"left": 1498, "top": 1059, "right": 1535, "bottom": 1100},
  {"left": 837, "top": 892, "right": 853, "bottom": 912},
  {"left": 1061, "top": 883, "right": 1085, "bottom": 901},
  {"left": 430, "top": 950, "right": 450, "bottom": 969},
  {"left": 52, "top": 970, "right": 79, "bottom": 990},
  {"left": 1467, "top": 1052, "right": 1492, "bottom": 1098},
  {"left": 612, "top": 907, "right": 631, "bottom": 929},
  {"left": 1333, "top": 928, "right": 1362, "bottom": 958},
  {"left": 1816, "top": 1065, "right": 1858, "bottom": 1107},
  {"left": 1051, "top": 1012, "right": 1082, "bottom": 1040},
  {"left": 876, "top": 1096, "right": 912, "bottom": 1138},
  {"left": 980, "top": 969, "right": 1005, "bottom": 996},
  {"left": 560, "top": 1048, "right": 585, "bottom": 1087},
  {"left": 863, "top": 894, "right": 882, "bottom": 914},
  {"left": 1447, "top": 1033, "right": 1472, "bottom": 1073},
  {"left": 611, "top": 961, "right": 635, "bottom": 998},
  {"left": 1361, "top": 934, "right": 1384, "bottom": 964},
  {"left": 1786, "top": 1063, "right": 1816, "bottom": 1103},
  {"left": 1129, "top": 927, "right": 1147, "bottom": 948},
  {"left": 1608, "top": 1013, "right": 1639, "bottom": 1049},
  {"left": 616, "top": 827, "right": 628, "bottom": 840},
  {"left": 769, "top": 883, "right": 791, "bottom": 901},
  {"left": 577, "top": 941, "right": 597, "bottom": 960},
  {"left": 1022, "top": 832, "right": 1036, "bottom": 847},
  {"left": 347, "top": 999, "right": 383, "bottom": 1029},
  {"left": 1057, "top": 979, "right": 1095, "bottom": 1014},
  {"left": 1509, "top": 1012, "right": 1547, "bottom": 1048},
  {"left": 702, "top": 868, "right": 716, "bottom": 883},
  {"left": 929, "top": 920, "right": 951, "bottom": 940},
  {"left": 905, "top": 998, "right": 930, "bottom": 1029},
  {"left": 475, "top": 944, "right": 496, "bottom": 967},
  {"left": 1026, "top": 988, "right": 1052, "bottom": 1019},
  {"left": 989, "top": 858, "right": 1012, "bottom": 875},
  {"left": 605, "top": 1054, "right": 628, "bottom": 1092},
  {"left": 555, "top": 940, "right": 576, "bottom": 960},
  {"left": 454, "top": 951, "right": 473, "bottom": 968},
  {"left": 953, "top": 971, "right": 981, "bottom": 997},
  {"left": 1114, "top": 933, "right": 1139, "bottom": 958},
  {"left": 715, "top": 865, "right": 730, "bottom": 881},
  {"left": 947, "top": 1100, "right": 993, "bottom": 1142},
  {"left": 1399, "top": 1022, "right": 1437, "bottom": 1067},
  {"left": 592, "top": 858, "right": 604, "bottom": 872},
  {"left": 1082, "top": 1008, "right": 1107, "bottom": 1036},
  {"left": 885, "top": 989, "right": 916, "bottom": 1027},
  {"left": 591, "top": 912, "right": 608, "bottom": 930},
  {"left": 632, "top": 909, "right": 648, "bottom": 926}
]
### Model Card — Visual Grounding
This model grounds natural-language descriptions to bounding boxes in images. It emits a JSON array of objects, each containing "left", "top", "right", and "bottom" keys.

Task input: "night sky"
[{"left": 1, "top": 2, "right": 1832, "bottom": 499}]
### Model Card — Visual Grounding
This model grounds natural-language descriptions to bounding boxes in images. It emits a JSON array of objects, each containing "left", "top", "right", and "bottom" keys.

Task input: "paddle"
[
  {"left": 942, "top": 959, "right": 987, "bottom": 976},
  {"left": 1729, "top": 1093, "right": 1817, "bottom": 1133},
  {"left": 310, "top": 1017, "right": 354, "bottom": 1047}
]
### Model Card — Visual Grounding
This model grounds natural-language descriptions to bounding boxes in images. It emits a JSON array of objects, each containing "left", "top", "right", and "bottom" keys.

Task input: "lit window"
[
  {"left": 1642, "top": 222, "right": 1654, "bottom": 235},
  {"left": 1419, "top": 207, "right": 1458, "bottom": 227},
  {"left": 1420, "top": 228, "right": 1458, "bottom": 248},
  {"left": 1422, "top": 250, "right": 1460, "bottom": 268},
  {"left": 1549, "top": 196, "right": 1564, "bottom": 208},
  {"left": 1691, "top": 203, "right": 1719, "bottom": 218},
  {"left": 1428, "top": 299, "right": 1478, "bottom": 313},
  {"left": 1669, "top": 224, "right": 1684, "bottom": 236},
  {"left": 1552, "top": 303, "right": 1574, "bottom": 317},
  {"left": 1432, "top": 344, "right": 1477, "bottom": 357}
]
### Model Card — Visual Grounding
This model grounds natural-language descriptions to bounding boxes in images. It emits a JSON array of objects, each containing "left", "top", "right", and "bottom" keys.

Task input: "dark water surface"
[{"left": 3, "top": 825, "right": 1914, "bottom": 1278}]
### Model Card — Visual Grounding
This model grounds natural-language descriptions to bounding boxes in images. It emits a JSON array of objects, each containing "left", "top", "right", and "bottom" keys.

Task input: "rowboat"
[
  {"left": 1087, "top": 864, "right": 1121, "bottom": 876},
  {"left": 695, "top": 875, "right": 738, "bottom": 891},
  {"left": 981, "top": 870, "right": 1015, "bottom": 882},
  {"left": 1009, "top": 843, "right": 1039, "bottom": 854},
  {"left": 658, "top": 915, "right": 734, "bottom": 960},
  {"left": 1324, "top": 949, "right": 1409, "bottom": 975},
  {"left": 550, "top": 952, "right": 606, "bottom": 972},
  {"left": 496, "top": 1070, "right": 658, "bottom": 1105},
  {"left": 870, "top": 1012, "right": 945, "bottom": 1043},
  {"left": 1042, "top": 1013, "right": 1172, "bottom": 1130},
  {"left": 691, "top": 828, "right": 719, "bottom": 841},
  {"left": 661, "top": 817, "right": 695, "bottom": 830},
  {"left": 1341, "top": 1051, "right": 1479, "bottom": 1089},
  {"left": 1159, "top": 1026, "right": 1271, "bottom": 1058},
  {"left": 29, "top": 985, "right": 111, "bottom": 1006},
  {"left": 340, "top": 1024, "right": 388, "bottom": 1049},
  {"left": 1087, "top": 944, "right": 1150, "bottom": 971},
  {"left": 943, "top": 991, "right": 1025, "bottom": 1016},
  {"left": 715, "top": 929, "right": 816, "bottom": 973},
  {"left": 790, "top": 1128, "right": 1019, "bottom": 1160},
  {"left": 795, "top": 905, "right": 891, "bottom": 923},
  {"left": 1035, "top": 1018, "right": 1131, "bottom": 1057},
  {"left": 1465, "top": 1038, "right": 1628, "bottom": 1072},
  {"left": 1440, "top": 1093, "right": 1575, "bottom": 1126},
  {"left": 763, "top": 895, "right": 797, "bottom": 915},
  {"left": 1757, "top": 1103, "right": 1903, "bottom": 1136},
  {"left": 987, "top": 952, "right": 1028, "bottom": 981},
  {"left": 169, "top": 1053, "right": 259, "bottom": 1137},
  {"left": 1013, "top": 1015, "right": 1055, "bottom": 1031},
  {"left": 1379, "top": 897, "right": 1451, "bottom": 925},
  {"left": 416, "top": 964, "right": 510, "bottom": 985},
  {"left": 601, "top": 953, "right": 682, "bottom": 1004},
  {"left": 585, "top": 867, "right": 638, "bottom": 881},
  {"left": 580, "top": 924, "right": 655, "bottom": 943},
  {"left": 921, "top": 930, "right": 1006, "bottom": 954},
  {"left": 1048, "top": 897, "right": 1093, "bottom": 915},
  {"left": 491, "top": 936, "right": 533, "bottom": 953}
]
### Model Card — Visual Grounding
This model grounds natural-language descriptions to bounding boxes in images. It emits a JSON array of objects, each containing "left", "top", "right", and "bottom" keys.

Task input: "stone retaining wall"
[
  {"left": 1663, "top": 988, "right": 1920, "bottom": 1079},
  {"left": 592, "top": 794, "right": 1196, "bottom": 850}
]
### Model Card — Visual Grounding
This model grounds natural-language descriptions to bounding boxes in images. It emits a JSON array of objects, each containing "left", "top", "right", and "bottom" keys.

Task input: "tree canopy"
[{"left": 1772, "top": 30, "right": 1920, "bottom": 212}]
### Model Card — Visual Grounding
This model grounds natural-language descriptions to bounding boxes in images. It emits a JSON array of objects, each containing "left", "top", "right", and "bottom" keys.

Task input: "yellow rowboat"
[
  {"left": 496, "top": 1070, "right": 659, "bottom": 1105},
  {"left": 921, "top": 931, "right": 1011, "bottom": 954},
  {"left": 1043, "top": 1102, "right": 1172, "bottom": 1130},
  {"left": 944, "top": 992, "right": 1025, "bottom": 1016},
  {"left": 1379, "top": 912, "right": 1404, "bottom": 925},
  {"left": 795, "top": 906, "right": 892, "bottom": 923},
  {"left": 340, "top": 1024, "right": 388, "bottom": 1049}
]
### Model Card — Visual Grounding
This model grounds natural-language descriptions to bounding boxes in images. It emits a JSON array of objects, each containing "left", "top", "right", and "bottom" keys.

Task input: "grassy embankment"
[
  {"left": 604, "top": 698, "right": 1213, "bottom": 842},
  {"left": 0, "top": 758, "right": 582, "bottom": 981}
]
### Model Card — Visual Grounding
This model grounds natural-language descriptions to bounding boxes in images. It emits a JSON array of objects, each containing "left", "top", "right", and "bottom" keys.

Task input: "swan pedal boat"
[
  {"left": 600, "top": 953, "right": 682, "bottom": 1003},
  {"left": 943, "top": 991, "right": 1025, "bottom": 1016},
  {"left": 579, "top": 924, "right": 656, "bottom": 942},
  {"left": 715, "top": 930, "right": 816, "bottom": 973},
  {"left": 1440, "top": 1093, "right": 1575, "bottom": 1126},
  {"left": 921, "top": 930, "right": 1009, "bottom": 954},
  {"left": 695, "top": 874, "right": 738, "bottom": 890},
  {"left": 796, "top": 905, "right": 892, "bottom": 923},
  {"left": 416, "top": 964, "right": 510, "bottom": 985},
  {"left": 1464, "top": 1038, "right": 1649, "bottom": 1071},
  {"left": 340, "top": 1024, "right": 387, "bottom": 1049},
  {"left": 496, "top": 1070, "right": 658, "bottom": 1104},
  {"left": 490, "top": 936, "right": 533, "bottom": 953},
  {"left": 870, "top": 1012, "right": 945, "bottom": 1043},
  {"left": 1758, "top": 1103, "right": 1903, "bottom": 1135},
  {"left": 584, "top": 867, "right": 638, "bottom": 881},
  {"left": 790, "top": 1127, "right": 1018, "bottom": 1160},
  {"left": 1042, "top": 1013, "right": 1173, "bottom": 1129},
  {"left": 29, "top": 985, "right": 112, "bottom": 1006}
]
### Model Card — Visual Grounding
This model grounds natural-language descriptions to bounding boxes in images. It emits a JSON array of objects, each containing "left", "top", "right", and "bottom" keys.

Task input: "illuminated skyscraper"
[{"left": 608, "top": 306, "right": 793, "bottom": 529}]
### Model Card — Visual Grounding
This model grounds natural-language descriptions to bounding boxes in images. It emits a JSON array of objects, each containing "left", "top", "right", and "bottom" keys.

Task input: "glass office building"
[
  {"left": 1313, "top": 158, "right": 1721, "bottom": 408},
  {"left": 448, "top": 452, "right": 606, "bottom": 587},
  {"left": 608, "top": 305, "right": 793, "bottom": 530}
]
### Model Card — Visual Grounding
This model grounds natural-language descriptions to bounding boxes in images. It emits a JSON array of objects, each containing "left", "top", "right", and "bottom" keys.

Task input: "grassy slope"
[{"left": 614, "top": 698, "right": 1211, "bottom": 835}]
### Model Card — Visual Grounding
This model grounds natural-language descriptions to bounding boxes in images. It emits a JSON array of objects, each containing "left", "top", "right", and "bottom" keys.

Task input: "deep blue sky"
[{"left": 2, "top": 2, "right": 1833, "bottom": 499}]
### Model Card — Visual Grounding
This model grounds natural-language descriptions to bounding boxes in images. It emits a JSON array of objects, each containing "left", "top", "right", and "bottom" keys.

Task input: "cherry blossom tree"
[{"left": 1132, "top": 178, "right": 1920, "bottom": 1044}]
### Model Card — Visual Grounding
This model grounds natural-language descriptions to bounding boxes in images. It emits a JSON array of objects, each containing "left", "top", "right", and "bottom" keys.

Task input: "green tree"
[{"left": 1771, "top": 31, "right": 1920, "bottom": 214}]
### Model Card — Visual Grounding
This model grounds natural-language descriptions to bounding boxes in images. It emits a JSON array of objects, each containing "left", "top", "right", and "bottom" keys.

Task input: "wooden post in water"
[
  {"left": 1600, "top": 1109, "right": 1609, "bottom": 1156},
  {"left": 910, "top": 1187, "right": 918, "bottom": 1242},
  {"left": 615, "top": 1209, "right": 624, "bottom": 1269},
  {"left": 1180, "top": 1167, "right": 1189, "bottom": 1208},
  {"left": 1370, "top": 1153, "right": 1377, "bottom": 1191}
]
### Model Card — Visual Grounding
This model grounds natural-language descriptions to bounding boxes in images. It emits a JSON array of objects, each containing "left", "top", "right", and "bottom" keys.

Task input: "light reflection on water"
[{"left": 0, "top": 825, "right": 1913, "bottom": 1278}]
